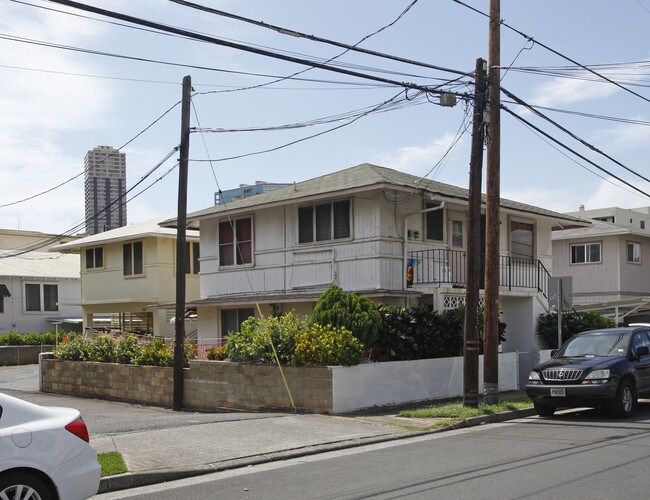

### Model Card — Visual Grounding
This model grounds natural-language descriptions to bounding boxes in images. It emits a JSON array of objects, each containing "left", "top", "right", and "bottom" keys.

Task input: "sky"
[{"left": 1, "top": 0, "right": 650, "bottom": 234}]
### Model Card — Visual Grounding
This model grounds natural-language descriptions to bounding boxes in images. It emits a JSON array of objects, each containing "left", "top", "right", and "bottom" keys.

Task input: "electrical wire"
[
  {"left": 451, "top": 0, "right": 650, "bottom": 105},
  {"left": 189, "top": 90, "right": 409, "bottom": 164},
  {"left": 502, "top": 104, "right": 650, "bottom": 200},
  {"left": 0, "top": 147, "right": 180, "bottom": 257},
  {"left": 193, "top": 0, "right": 420, "bottom": 95},
  {"left": 0, "top": 98, "right": 181, "bottom": 208},
  {"left": 42, "top": 1, "right": 473, "bottom": 97}
]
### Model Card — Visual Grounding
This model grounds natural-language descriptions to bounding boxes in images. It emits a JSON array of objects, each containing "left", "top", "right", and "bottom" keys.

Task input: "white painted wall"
[{"left": 331, "top": 352, "right": 519, "bottom": 413}]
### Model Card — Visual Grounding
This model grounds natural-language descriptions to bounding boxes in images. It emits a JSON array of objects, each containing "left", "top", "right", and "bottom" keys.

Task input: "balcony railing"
[{"left": 407, "top": 249, "right": 551, "bottom": 298}]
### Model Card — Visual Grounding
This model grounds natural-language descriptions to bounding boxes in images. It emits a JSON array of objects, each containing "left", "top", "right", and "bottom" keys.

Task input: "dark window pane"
[
  {"left": 221, "top": 309, "right": 238, "bottom": 336},
  {"left": 43, "top": 284, "right": 58, "bottom": 311},
  {"left": 25, "top": 284, "right": 40, "bottom": 311},
  {"left": 571, "top": 245, "right": 585, "bottom": 264},
  {"left": 86, "top": 248, "right": 94, "bottom": 269},
  {"left": 236, "top": 219, "right": 252, "bottom": 264},
  {"left": 333, "top": 200, "right": 350, "bottom": 239},
  {"left": 133, "top": 241, "right": 143, "bottom": 275},
  {"left": 219, "top": 222, "right": 234, "bottom": 266},
  {"left": 426, "top": 203, "right": 444, "bottom": 241},
  {"left": 193, "top": 242, "right": 200, "bottom": 274},
  {"left": 298, "top": 206, "right": 313, "bottom": 243},
  {"left": 315, "top": 203, "right": 331, "bottom": 241},
  {"left": 95, "top": 247, "right": 103, "bottom": 268},
  {"left": 588, "top": 244, "right": 600, "bottom": 262},
  {"left": 123, "top": 243, "right": 133, "bottom": 275}
]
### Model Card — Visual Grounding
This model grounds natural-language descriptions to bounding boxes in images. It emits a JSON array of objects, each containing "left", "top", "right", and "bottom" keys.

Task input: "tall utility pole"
[
  {"left": 484, "top": 0, "right": 501, "bottom": 404},
  {"left": 173, "top": 75, "right": 191, "bottom": 411},
  {"left": 463, "top": 58, "right": 487, "bottom": 408}
]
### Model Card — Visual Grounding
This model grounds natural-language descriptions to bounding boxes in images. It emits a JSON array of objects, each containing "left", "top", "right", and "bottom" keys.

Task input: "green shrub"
[
  {"left": 226, "top": 313, "right": 307, "bottom": 364},
  {"left": 310, "top": 285, "right": 382, "bottom": 347},
  {"left": 374, "top": 305, "right": 506, "bottom": 361},
  {"left": 537, "top": 311, "right": 615, "bottom": 348},
  {"left": 206, "top": 344, "right": 229, "bottom": 361},
  {"left": 55, "top": 336, "right": 95, "bottom": 361},
  {"left": 293, "top": 324, "right": 364, "bottom": 366},
  {"left": 135, "top": 338, "right": 174, "bottom": 367},
  {"left": 0, "top": 330, "right": 74, "bottom": 346},
  {"left": 0, "top": 332, "right": 24, "bottom": 346},
  {"left": 115, "top": 335, "right": 140, "bottom": 364},
  {"left": 92, "top": 335, "right": 117, "bottom": 363}
]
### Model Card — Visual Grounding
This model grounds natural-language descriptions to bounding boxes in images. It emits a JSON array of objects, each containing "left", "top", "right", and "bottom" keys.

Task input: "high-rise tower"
[{"left": 84, "top": 146, "right": 127, "bottom": 235}]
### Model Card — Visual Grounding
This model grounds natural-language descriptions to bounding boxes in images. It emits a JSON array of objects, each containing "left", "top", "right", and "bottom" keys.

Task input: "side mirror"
[
  {"left": 550, "top": 349, "right": 558, "bottom": 358},
  {"left": 636, "top": 346, "right": 649, "bottom": 358}
]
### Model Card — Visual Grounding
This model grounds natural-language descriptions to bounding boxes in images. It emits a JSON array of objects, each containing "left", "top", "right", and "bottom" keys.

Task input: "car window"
[
  {"left": 632, "top": 331, "right": 650, "bottom": 354},
  {"left": 560, "top": 332, "right": 629, "bottom": 357}
]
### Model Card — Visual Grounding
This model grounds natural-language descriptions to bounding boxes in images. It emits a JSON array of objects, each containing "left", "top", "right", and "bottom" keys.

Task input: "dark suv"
[{"left": 525, "top": 327, "right": 650, "bottom": 418}]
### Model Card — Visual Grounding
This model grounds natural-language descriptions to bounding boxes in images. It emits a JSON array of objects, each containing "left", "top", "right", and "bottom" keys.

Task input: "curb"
[{"left": 98, "top": 408, "right": 537, "bottom": 494}]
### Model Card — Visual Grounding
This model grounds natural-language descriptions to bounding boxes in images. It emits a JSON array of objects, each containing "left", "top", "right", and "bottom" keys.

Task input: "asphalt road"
[
  {"left": 0, "top": 365, "right": 285, "bottom": 439},
  {"left": 95, "top": 403, "right": 650, "bottom": 500}
]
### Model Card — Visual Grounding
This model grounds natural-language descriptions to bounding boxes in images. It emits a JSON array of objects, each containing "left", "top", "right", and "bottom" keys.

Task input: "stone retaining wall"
[
  {"left": 0, "top": 345, "right": 55, "bottom": 366},
  {"left": 40, "top": 352, "right": 522, "bottom": 413},
  {"left": 40, "top": 357, "right": 334, "bottom": 412}
]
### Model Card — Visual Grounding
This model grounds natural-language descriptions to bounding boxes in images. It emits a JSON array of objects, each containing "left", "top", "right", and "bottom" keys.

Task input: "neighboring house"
[
  {"left": 51, "top": 217, "right": 200, "bottom": 338},
  {"left": 215, "top": 181, "right": 290, "bottom": 205},
  {"left": 0, "top": 229, "right": 82, "bottom": 333},
  {"left": 163, "top": 163, "right": 589, "bottom": 354},
  {"left": 553, "top": 206, "right": 650, "bottom": 324}
]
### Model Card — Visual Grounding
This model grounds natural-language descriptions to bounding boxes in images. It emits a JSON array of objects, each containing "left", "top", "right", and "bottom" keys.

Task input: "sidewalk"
[{"left": 95, "top": 403, "right": 535, "bottom": 495}]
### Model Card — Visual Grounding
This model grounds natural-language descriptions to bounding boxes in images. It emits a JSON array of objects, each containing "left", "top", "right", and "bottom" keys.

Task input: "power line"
[
  {"left": 451, "top": 0, "right": 650, "bottom": 105},
  {"left": 502, "top": 104, "right": 650, "bottom": 200},
  {"left": 167, "top": 0, "right": 469, "bottom": 78},
  {"left": 0, "top": 147, "right": 180, "bottom": 257},
  {"left": 500, "top": 84, "right": 650, "bottom": 187},
  {"left": 43, "top": 1, "right": 473, "bottom": 97},
  {"left": 0, "top": 98, "right": 181, "bottom": 208},
  {"left": 189, "top": 0, "right": 420, "bottom": 95}
]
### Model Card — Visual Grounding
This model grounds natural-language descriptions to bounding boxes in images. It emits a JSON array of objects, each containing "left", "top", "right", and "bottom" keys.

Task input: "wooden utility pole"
[
  {"left": 173, "top": 75, "right": 191, "bottom": 411},
  {"left": 463, "top": 58, "right": 487, "bottom": 408},
  {"left": 484, "top": 0, "right": 501, "bottom": 404}
]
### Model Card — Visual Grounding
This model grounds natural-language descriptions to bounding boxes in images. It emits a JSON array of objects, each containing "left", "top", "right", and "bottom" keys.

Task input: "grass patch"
[
  {"left": 398, "top": 397, "right": 533, "bottom": 420},
  {"left": 98, "top": 451, "right": 128, "bottom": 477}
]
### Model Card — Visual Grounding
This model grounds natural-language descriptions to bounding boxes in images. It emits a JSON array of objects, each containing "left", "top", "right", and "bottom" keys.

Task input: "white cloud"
[
  {"left": 373, "top": 132, "right": 468, "bottom": 174},
  {"left": 527, "top": 74, "right": 618, "bottom": 109},
  {"left": 503, "top": 177, "right": 650, "bottom": 214}
]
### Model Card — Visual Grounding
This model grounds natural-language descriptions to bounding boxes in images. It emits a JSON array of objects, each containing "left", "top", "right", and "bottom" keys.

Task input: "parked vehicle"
[
  {"left": 0, "top": 392, "right": 100, "bottom": 500},
  {"left": 526, "top": 327, "right": 650, "bottom": 418}
]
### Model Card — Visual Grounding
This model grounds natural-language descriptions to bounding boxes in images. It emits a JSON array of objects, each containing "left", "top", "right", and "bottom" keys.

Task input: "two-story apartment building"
[
  {"left": 52, "top": 217, "right": 200, "bottom": 338},
  {"left": 1, "top": 229, "right": 81, "bottom": 333},
  {"left": 553, "top": 206, "right": 650, "bottom": 324},
  {"left": 164, "top": 163, "right": 589, "bottom": 353}
]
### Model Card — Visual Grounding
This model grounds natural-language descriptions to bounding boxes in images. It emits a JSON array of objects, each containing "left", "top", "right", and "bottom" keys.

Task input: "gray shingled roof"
[{"left": 162, "top": 163, "right": 589, "bottom": 229}]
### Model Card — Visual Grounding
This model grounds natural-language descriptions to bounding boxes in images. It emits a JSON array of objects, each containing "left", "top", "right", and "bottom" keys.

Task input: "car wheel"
[
  {"left": 533, "top": 402, "right": 556, "bottom": 417},
  {"left": 611, "top": 379, "right": 636, "bottom": 418},
  {"left": 0, "top": 472, "right": 53, "bottom": 500}
]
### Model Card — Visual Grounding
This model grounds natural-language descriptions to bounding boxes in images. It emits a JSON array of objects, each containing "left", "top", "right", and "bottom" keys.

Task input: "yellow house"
[{"left": 51, "top": 217, "right": 200, "bottom": 338}]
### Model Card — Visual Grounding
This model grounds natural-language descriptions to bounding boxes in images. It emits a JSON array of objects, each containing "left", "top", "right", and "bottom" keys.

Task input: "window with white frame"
[
  {"left": 85, "top": 247, "right": 104, "bottom": 270},
  {"left": 123, "top": 241, "right": 144, "bottom": 276},
  {"left": 451, "top": 220, "right": 463, "bottom": 248},
  {"left": 219, "top": 218, "right": 252, "bottom": 266},
  {"left": 24, "top": 283, "right": 58, "bottom": 312},
  {"left": 298, "top": 200, "right": 350, "bottom": 244},
  {"left": 627, "top": 241, "right": 641, "bottom": 264},
  {"left": 571, "top": 242, "right": 601, "bottom": 264}
]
